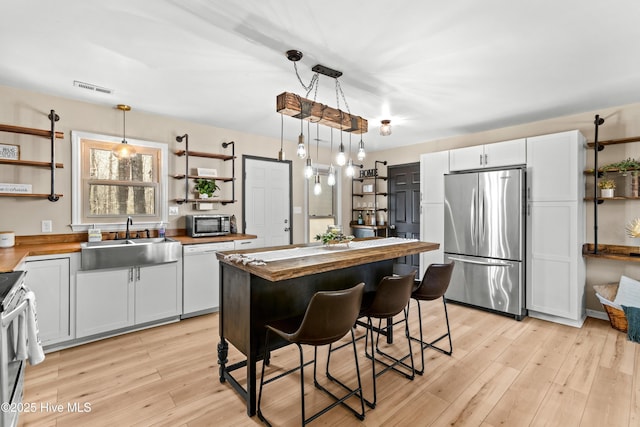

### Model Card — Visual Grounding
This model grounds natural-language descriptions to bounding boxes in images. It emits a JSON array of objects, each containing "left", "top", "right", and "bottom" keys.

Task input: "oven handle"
[{"left": 1, "top": 300, "right": 28, "bottom": 328}]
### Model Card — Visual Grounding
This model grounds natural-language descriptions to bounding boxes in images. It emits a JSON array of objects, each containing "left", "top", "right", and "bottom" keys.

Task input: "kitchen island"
[{"left": 215, "top": 238, "right": 439, "bottom": 416}]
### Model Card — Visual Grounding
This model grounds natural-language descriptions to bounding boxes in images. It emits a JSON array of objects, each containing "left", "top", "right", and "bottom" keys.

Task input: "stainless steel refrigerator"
[{"left": 443, "top": 168, "right": 526, "bottom": 319}]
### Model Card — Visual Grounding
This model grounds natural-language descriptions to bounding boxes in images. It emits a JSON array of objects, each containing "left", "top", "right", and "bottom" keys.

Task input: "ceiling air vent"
[{"left": 73, "top": 80, "right": 113, "bottom": 95}]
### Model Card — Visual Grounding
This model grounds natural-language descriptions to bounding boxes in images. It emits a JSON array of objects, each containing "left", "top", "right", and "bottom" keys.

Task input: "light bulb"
[
  {"left": 313, "top": 175, "right": 322, "bottom": 195},
  {"left": 304, "top": 158, "right": 313, "bottom": 179},
  {"left": 296, "top": 134, "right": 307, "bottom": 159},
  {"left": 336, "top": 144, "right": 346, "bottom": 166},
  {"left": 327, "top": 165, "right": 336, "bottom": 186},
  {"left": 346, "top": 159, "right": 355, "bottom": 177},
  {"left": 357, "top": 139, "right": 366, "bottom": 161}
]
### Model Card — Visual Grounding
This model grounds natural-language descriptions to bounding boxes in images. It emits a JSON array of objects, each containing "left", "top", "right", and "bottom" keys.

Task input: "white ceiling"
[{"left": 2, "top": 0, "right": 640, "bottom": 152}]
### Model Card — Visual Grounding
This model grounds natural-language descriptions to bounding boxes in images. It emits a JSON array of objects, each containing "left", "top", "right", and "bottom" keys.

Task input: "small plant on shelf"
[
  {"left": 194, "top": 178, "right": 220, "bottom": 198},
  {"left": 602, "top": 158, "right": 640, "bottom": 176},
  {"left": 597, "top": 178, "right": 616, "bottom": 190}
]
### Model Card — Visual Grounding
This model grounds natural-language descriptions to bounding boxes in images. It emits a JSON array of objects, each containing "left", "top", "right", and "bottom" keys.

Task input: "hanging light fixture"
[
  {"left": 345, "top": 134, "right": 355, "bottom": 177},
  {"left": 296, "top": 96, "right": 307, "bottom": 159},
  {"left": 357, "top": 135, "right": 366, "bottom": 161},
  {"left": 112, "top": 104, "right": 136, "bottom": 159},
  {"left": 304, "top": 120, "right": 313, "bottom": 178},
  {"left": 380, "top": 119, "right": 392, "bottom": 136},
  {"left": 327, "top": 128, "right": 336, "bottom": 186},
  {"left": 278, "top": 113, "right": 285, "bottom": 161},
  {"left": 313, "top": 128, "right": 322, "bottom": 195},
  {"left": 336, "top": 112, "right": 346, "bottom": 166}
]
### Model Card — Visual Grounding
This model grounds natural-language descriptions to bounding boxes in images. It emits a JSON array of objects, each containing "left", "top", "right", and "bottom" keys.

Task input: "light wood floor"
[{"left": 18, "top": 300, "right": 640, "bottom": 427}]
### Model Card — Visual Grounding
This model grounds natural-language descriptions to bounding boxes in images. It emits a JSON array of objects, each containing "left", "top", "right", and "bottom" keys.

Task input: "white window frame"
[{"left": 70, "top": 131, "right": 168, "bottom": 232}]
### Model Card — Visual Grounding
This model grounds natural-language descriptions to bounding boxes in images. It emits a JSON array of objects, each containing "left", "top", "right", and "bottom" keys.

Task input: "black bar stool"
[
  {"left": 257, "top": 283, "right": 366, "bottom": 426},
  {"left": 407, "top": 262, "right": 455, "bottom": 375},
  {"left": 359, "top": 271, "right": 417, "bottom": 408}
]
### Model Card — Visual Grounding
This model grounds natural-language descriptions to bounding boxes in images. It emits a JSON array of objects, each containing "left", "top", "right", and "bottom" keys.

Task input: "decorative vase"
[{"left": 601, "top": 188, "right": 614, "bottom": 198}]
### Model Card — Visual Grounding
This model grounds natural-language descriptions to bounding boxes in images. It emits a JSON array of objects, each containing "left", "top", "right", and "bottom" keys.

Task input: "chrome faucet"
[{"left": 125, "top": 216, "right": 133, "bottom": 239}]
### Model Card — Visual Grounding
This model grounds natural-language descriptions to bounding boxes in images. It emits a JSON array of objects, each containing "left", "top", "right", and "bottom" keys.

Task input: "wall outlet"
[
  {"left": 41, "top": 220, "right": 52, "bottom": 233},
  {"left": 169, "top": 206, "right": 179, "bottom": 216}
]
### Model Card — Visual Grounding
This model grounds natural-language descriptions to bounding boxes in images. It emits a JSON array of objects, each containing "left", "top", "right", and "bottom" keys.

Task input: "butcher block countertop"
[
  {"left": 217, "top": 239, "right": 439, "bottom": 282},
  {"left": 0, "top": 232, "right": 257, "bottom": 273}
]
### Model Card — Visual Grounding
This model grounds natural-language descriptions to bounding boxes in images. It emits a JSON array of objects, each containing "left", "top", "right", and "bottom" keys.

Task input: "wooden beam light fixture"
[{"left": 276, "top": 50, "right": 368, "bottom": 134}]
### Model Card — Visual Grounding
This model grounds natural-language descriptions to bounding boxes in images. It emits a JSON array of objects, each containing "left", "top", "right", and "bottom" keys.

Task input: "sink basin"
[{"left": 81, "top": 237, "right": 181, "bottom": 270}]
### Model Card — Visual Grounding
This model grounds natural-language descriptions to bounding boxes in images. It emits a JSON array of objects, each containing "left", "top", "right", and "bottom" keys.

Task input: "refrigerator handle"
[
  {"left": 470, "top": 187, "right": 477, "bottom": 247},
  {"left": 447, "top": 256, "right": 514, "bottom": 268},
  {"left": 480, "top": 190, "right": 485, "bottom": 242}
]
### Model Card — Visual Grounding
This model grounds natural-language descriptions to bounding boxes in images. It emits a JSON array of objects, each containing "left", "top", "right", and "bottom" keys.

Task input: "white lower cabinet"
[
  {"left": 25, "top": 255, "right": 76, "bottom": 346},
  {"left": 234, "top": 238, "right": 264, "bottom": 250},
  {"left": 76, "top": 262, "right": 180, "bottom": 338}
]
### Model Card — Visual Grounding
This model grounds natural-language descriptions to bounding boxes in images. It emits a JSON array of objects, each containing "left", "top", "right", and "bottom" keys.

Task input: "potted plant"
[
  {"left": 194, "top": 178, "right": 219, "bottom": 198},
  {"left": 598, "top": 178, "right": 616, "bottom": 198}
]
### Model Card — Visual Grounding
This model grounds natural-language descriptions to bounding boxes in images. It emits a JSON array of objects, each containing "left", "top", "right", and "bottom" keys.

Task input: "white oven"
[{"left": 0, "top": 271, "right": 28, "bottom": 427}]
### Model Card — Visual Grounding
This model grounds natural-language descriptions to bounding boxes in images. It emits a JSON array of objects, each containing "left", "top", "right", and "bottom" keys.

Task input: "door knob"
[
  {"left": 284, "top": 227, "right": 290, "bottom": 232},
  {"left": 389, "top": 224, "right": 396, "bottom": 230}
]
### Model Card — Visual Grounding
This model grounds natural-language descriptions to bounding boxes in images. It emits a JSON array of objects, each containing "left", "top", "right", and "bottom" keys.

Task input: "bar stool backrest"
[
  {"left": 413, "top": 262, "right": 455, "bottom": 301},
  {"left": 365, "top": 271, "right": 417, "bottom": 318},
  {"left": 292, "top": 282, "right": 365, "bottom": 346}
]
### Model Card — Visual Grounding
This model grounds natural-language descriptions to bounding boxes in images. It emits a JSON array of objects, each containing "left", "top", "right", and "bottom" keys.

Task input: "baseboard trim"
[
  {"left": 528, "top": 310, "right": 586, "bottom": 328},
  {"left": 586, "top": 309, "right": 609, "bottom": 321}
]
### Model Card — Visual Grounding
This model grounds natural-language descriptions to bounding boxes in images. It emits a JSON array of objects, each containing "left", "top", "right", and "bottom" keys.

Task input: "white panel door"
[
  {"left": 420, "top": 203, "right": 445, "bottom": 277},
  {"left": 135, "top": 263, "right": 180, "bottom": 324},
  {"left": 527, "top": 202, "right": 579, "bottom": 319},
  {"left": 76, "top": 269, "right": 133, "bottom": 338},
  {"left": 245, "top": 158, "right": 291, "bottom": 247},
  {"left": 25, "top": 257, "right": 71, "bottom": 345},
  {"left": 484, "top": 138, "right": 526, "bottom": 168}
]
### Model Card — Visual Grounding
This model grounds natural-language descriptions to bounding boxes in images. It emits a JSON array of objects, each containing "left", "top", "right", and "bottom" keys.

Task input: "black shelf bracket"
[
  {"left": 47, "top": 110, "right": 60, "bottom": 202},
  {"left": 593, "top": 114, "right": 605, "bottom": 254}
]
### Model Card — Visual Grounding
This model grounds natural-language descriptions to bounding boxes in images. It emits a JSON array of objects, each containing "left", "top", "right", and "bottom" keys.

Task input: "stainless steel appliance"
[
  {"left": 443, "top": 168, "right": 526, "bottom": 319},
  {"left": 182, "top": 241, "right": 234, "bottom": 318},
  {"left": 0, "top": 271, "right": 28, "bottom": 427},
  {"left": 185, "top": 214, "right": 231, "bottom": 237}
]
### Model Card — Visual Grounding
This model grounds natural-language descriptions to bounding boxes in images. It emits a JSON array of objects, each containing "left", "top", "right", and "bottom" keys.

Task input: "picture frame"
[
  {"left": 0, "top": 144, "right": 19, "bottom": 160},
  {"left": 197, "top": 167, "right": 218, "bottom": 177}
]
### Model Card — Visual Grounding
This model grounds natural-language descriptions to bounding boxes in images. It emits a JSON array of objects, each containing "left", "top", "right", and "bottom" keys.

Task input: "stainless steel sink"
[{"left": 81, "top": 237, "right": 181, "bottom": 270}]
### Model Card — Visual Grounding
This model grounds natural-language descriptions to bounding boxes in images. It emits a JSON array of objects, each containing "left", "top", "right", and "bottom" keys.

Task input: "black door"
[{"left": 388, "top": 162, "right": 421, "bottom": 275}]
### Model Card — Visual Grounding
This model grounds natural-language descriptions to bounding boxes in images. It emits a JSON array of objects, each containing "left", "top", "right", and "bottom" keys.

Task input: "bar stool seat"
[{"left": 257, "top": 282, "right": 366, "bottom": 426}]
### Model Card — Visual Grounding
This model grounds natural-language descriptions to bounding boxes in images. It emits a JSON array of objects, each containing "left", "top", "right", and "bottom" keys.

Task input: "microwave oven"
[{"left": 186, "top": 214, "right": 231, "bottom": 237}]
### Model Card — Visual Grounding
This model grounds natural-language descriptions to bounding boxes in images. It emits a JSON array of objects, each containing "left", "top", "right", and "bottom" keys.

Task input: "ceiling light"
[
  {"left": 327, "top": 164, "right": 336, "bottom": 186},
  {"left": 304, "top": 158, "right": 313, "bottom": 179},
  {"left": 346, "top": 159, "right": 355, "bottom": 177},
  {"left": 380, "top": 119, "right": 392, "bottom": 136},
  {"left": 113, "top": 104, "right": 136, "bottom": 159},
  {"left": 277, "top": 113, "right": 285, "bottom": 161}
]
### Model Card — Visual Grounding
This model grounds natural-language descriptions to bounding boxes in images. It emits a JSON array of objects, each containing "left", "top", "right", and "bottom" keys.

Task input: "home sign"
[{"left": 359, "top": 168, "right": 378, "bottom": 178}]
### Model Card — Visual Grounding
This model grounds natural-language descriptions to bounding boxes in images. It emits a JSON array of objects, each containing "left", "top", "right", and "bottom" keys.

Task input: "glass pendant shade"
[
  {"left": 296, "top": 134, "right": 307, "bottom": 159},
  {"left": 357, "top": 139, "right": 366, "bottom": 161},
  {"left": 346, "top": 159, "right": 355, "bottom": 177},
  {"left": 327, "top": 164, "right": 336, "bottom": 186},
  {"left": 113, "top": 105, "right": 135, "bottom": 159},
  {"left": 313, "top": 174, "right": 322, "bottom": 195},
  {"left": 336, "top": 143, "right": 346, "bottom": 166},
  {"left": 304, "top": 158, "right": 313, "bottom": 178},
  {"left": 380, "top": 119, "right": 392, "bottom": 136}
]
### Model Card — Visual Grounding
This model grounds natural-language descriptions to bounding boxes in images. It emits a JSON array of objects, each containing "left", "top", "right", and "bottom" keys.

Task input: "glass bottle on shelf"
[{"left": 357, "top": 212, "right": 364, "bottom": 225}]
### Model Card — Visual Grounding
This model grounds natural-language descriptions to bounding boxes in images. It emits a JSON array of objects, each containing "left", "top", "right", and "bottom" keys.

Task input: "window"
[{"left": 71, "top": 131, "right": 168, "bottom": 231}]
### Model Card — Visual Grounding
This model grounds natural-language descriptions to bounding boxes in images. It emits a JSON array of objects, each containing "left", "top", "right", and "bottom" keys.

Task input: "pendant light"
[
  {"left": 296, "top": 96, "right": 307, "bottom": 159},
  {"left": 327, "top": 128, "right": 336, "bottom": 186},
  {"left": 277, "top": 113, "right": 286, "bottom": 161},
  {"left": 313, "top": 127, "right": 322, "bottom": 195},
  {"left": 380, "top": 119, "right": 392, "bottom": 136},
  {"left": 357, "top": 135, "right": 366, "bottom": 161},
  {"left": 304, "top": 120, "right": 313, "bottom": 178},
  {"left": 112, "top": 104, "right": 136, "bottom": 159},
  {"left": 345, "top": 134, "right": 355, "bottom": 177}
]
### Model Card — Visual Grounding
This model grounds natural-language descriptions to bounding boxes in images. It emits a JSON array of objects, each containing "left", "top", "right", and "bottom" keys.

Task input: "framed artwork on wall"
[{"left": 0, "top": 144, "right": 19, "bottom": 160}]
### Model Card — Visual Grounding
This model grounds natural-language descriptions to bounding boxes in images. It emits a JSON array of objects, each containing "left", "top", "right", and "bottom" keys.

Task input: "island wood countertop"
[
  {"left": 0, "top": 233, "right": 257, "bottom": 273},
  {"left": 216, "top": 239, "right": 439, "bottom": 282}
]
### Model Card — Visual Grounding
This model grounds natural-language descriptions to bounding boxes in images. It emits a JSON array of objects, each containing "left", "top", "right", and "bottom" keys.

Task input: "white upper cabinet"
[
  {"left": 526, "top": 130, "right": 584, "bottom": 202},
  {"left": 420, "top": 151, "right": 449, "bottom": 204},
  {"left": 449, "top": 138, "right": 526, "bottom": 171}
]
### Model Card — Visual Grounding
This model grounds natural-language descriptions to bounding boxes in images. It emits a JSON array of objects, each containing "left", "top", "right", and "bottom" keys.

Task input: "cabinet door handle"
[
  {"left": 479, "top": 154, "right": 483, "bottom": 165},
  {"left": 137, "top": 267, "right": 141, "bottom": 281},
  {"left": 484, "top": 154, "right": 488, "bottom": 165},
  {"left": 129, "top": 268, "right": 134, "bottom": 282}
]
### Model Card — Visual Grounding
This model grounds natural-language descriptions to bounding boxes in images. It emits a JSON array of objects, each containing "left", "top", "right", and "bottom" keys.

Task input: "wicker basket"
[{"left": 593, "top": 283, "right": 628, "bottom": 332}]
